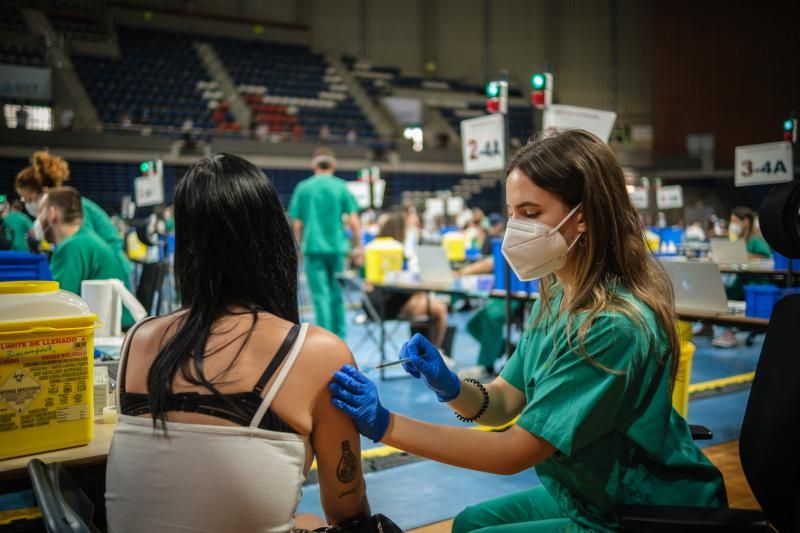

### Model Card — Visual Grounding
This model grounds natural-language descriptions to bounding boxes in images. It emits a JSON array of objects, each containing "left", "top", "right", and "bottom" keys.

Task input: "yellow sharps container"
[
  {"left": 364, "top": 238, "right": 405, "bottom": 284},
  {"left": 0, "top": 281, "right": 98, "bottom": 459},
  {"left": 441, "top": 231, "right": 466, "bottom": 262}
]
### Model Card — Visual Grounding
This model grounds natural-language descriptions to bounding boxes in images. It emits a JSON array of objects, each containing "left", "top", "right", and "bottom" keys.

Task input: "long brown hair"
[
  {"left": 15, "top": 151, "right": 70, "bottom": 193},
  {"left": 507, "top": 130, "right": 680, "bottom": 385}
]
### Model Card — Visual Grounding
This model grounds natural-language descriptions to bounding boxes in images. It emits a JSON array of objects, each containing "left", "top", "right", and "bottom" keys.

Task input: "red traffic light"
[
  {"left": 486, "top": 97, "right": 500, "bottom": 113},
  {"left": 530, "top": 90, "right": 546, "bottom": 109}
]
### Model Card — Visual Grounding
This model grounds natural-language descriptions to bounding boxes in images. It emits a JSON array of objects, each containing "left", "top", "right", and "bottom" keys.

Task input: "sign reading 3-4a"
[
  {"left": 461, "top": 114, "right": 506, "bottom": 174},
  {"left": 735, "top": 141, "right": 793, "bottom": 187}
]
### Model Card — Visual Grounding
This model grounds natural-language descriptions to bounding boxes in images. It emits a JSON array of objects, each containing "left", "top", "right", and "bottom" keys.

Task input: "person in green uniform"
[
  {"left": 15, "top": 151, "right": 133, "bottom": 280},
  {"left": 458, "top": 213, "right": 522, "bottom": 379},
  {"left": 38, "top": 187, "right": 134, "bottom": 329},
  {"left": 1, "top": 199, "right": 32, "bottom": 251},
  {"left": 288, "top": 148, "right": 363, "bottom": 339},
  {"left": 729, "top": 206, "right": 772, "bottom": 259},
  {"left": 329, "top": 130, "right": 727, "bottom": 532},
  {"left": 713, "top": 205, "right": 773, "bottom": 348}
]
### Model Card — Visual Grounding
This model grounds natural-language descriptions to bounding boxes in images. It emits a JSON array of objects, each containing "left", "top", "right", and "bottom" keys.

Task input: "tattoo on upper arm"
[
  {"left": 338, "top": 487, "right": 357, "bottom": 498},
  {"left": 336, "top": 440, "right": 357, "bottom": 483}
]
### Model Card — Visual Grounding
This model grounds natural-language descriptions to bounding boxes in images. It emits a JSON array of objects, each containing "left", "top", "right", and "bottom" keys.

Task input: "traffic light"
[
  {"left": 783, "top": 118, "right": 797, "bottom": 143},
  {"left": 530, "top": 72, "right": 553, "bottom": 110},
  {"left": 485, "top": 80, "right": 508, "bottom": 114},
  {"left": 139, "top": 161, "right": 150, "bottom": 173}
]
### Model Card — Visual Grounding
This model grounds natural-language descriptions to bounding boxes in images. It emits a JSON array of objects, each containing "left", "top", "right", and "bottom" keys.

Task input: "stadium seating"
[
  {"left": 46, "top": 0, "right": 109, "bottom": 41},
  {"left": 0, "top": 42, "right": 46, "bottom": 67},
  {"left": 0, "top": 0, "right": 27, "bottom": 33},
  {"left": 72, "top": 26, "right": 215, "bottom": 138},
  {"left": 210, "top": 36, "right": 377, "bottom": 143},
  {"left": 439, "top": 103, "right": 534, "bottom": 143}
]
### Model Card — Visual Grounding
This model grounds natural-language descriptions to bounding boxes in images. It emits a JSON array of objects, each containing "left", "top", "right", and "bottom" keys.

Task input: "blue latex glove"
[
  {"left": 330, "top": 365, "right": 390, "bottom": 443},
  {"left": 401, "top": 333, "right": 461, "bottom": 402}
]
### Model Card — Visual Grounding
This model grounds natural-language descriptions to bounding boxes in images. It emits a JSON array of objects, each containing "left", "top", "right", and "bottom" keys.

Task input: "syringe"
[{"left": 361, "top": 358, "right": 413, "bottom": 374}]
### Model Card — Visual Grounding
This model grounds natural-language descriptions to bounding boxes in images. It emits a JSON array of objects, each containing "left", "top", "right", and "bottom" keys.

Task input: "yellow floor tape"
[{"left": 687, "top": 372, "right": 755, "bottom": 394}]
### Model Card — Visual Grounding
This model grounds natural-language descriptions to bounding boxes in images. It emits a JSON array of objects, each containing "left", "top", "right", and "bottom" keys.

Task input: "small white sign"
[
  {"left": 460, "top": 114, "right": 506, "bottom": 174},
  {"left": 656, "top": 185, "right": 683, "bottom": 210},
  {"left": 735, "top": 141, "right": 793, "bottom": 187},
  {"left": 347, "top": 179, "right": 386, "bottom": 209},
  {"left": 629, "top": 187, "right": 648, "bottom": 209},
  {"left": 542, "top": 104, "right": 617, "bottom": 142},
  {"left": 134, "top": 175, "right": 164, "bottom": 207}
]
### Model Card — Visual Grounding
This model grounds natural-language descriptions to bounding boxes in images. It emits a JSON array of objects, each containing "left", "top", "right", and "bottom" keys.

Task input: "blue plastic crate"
[
  {"left": 491, "top": 238, "right": 539, "bottom": 294},
  {"left": 744, "top": 284, "right": 782, "bottom": 318},
  {"left": 0, "top": 251, "right": 53, "bottom": 282},
  {"left": 772, "top": 251, "right": 800, "bottom": 270}
]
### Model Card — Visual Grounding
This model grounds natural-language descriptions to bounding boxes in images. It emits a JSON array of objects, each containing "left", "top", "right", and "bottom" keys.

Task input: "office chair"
[
  {"left": 617, "top": 294, "right": 800, "bottom": 531},
  {"left": 27, "top": 459, "right": 97, "bottom": 533}
]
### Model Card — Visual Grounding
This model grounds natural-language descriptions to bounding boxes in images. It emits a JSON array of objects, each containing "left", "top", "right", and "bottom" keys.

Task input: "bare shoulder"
[
  {"left": 127, "top": 310, "right": 187, "bottom": 354},
  {"left": 298, "top": 325, "right": 356, "bottom": 376}
]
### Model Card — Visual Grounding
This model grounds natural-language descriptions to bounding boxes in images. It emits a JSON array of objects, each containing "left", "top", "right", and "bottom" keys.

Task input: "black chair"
[
  {"left": 617, "top": 294, "right": 800, "bottom": 531},
  {"left": 27, "top": 459, "right": 97, "bottom": 533},
  {"left": 136, "top": 261, "right": 168, "bottom": 316}
]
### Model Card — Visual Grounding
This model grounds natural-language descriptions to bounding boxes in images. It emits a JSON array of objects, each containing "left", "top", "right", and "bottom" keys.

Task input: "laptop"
[
  {"left": 416, "top": 245, "right": 455, "bottom": 285},
  {"left": 661, "top": 260, "right": 731, "bottom": 314},
  {"left": 709, "top": 239, "right": 749, "bottom": 265}
]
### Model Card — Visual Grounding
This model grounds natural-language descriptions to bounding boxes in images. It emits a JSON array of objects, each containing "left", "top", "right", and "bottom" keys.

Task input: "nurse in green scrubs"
[
  {"left": 288, "top": 149, "right": 362, "bottom": 339},
  {"left": 15, "top": 151, "right": 133, "bottom": 279},
  {"left": 330, "top": 130, "right": 727, "bottom": 532},
  {"left": 38, "top": 187, "right": 134, "bottom": 328}
]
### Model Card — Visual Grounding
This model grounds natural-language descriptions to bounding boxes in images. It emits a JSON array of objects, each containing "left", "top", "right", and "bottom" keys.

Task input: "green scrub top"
[
  {"left": 288, "top": 174, "right": 359, "bottom": 255},
  {"left": 51, "top": 226, "right": 135, "bottom": 328},
  {"left": 4, "top": 211, "right": 32, "bottom": 251},
  {"left": 500, "top": 285, "right": 726, "bottom": 531},
  {"left": 81, "top": 197, "right": 133, "bottom": 274},
  {"left": 746, "top": 235, "right": 772, "bottom": 258}
]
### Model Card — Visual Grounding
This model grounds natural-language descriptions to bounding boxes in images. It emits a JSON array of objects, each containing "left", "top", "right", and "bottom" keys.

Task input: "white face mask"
[
  {"left": 728, "top": 222, "right": 743, "bottom": 239},
  {"left": 25, "top": 200, "right": 40, "bottom": 217},
  {"left": 501, "top": 204, "right": 582, "bottom": 281},
  {"left": 32, "top": 218, "right": 45, "bottom": 242}
]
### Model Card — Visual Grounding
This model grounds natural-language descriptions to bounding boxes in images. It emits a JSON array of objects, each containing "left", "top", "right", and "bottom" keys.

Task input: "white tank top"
[{"left": 105, "top": 322, "right": 311, "bottom": 533}]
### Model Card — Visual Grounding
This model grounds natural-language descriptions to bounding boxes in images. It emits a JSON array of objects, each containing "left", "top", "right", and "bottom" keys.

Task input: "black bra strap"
[{"left": 252, "top": 324, "right": 301, "bottom": 395}]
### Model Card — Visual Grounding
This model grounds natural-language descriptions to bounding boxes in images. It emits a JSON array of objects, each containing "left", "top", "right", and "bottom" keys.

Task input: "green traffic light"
[
  {"left": 531, "top": 73, "right": 546, "bottom": 89},
  {"left": 140, "top": 161, "right": 150, "bottom": 173},
  {"left": 784, "top": 119, "right": 794, "bottom": 132},
  {"left": 486, "top": 81, "right": 500, "bottom": 98}
]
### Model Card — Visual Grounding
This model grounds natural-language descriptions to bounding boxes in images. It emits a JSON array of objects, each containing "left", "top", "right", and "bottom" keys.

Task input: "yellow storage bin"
[
  {"left": 442, "top": 231, "right": 466, "bottom": 262},
  {"left": 672, "top": 341, "right": 695, "bottom": 418},
  {"left": 0, "top": 281, "right": 98, "bottom": 460},
  {"left": 677, "top": 319, "right": 693, "bottom": 344},
  {"left": 364, "top": 237, "right": 404, "bottom": 284}
]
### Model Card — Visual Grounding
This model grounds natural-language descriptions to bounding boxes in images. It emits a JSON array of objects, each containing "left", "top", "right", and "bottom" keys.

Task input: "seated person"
[
  {"left": 365, "top": 212, "right": 450, "bottom": 350},
  {"left": 106, "top": 154, "right": 369, "bottom": 532},
  {"left": 37, "top": 187, "right": 134, "bottom": 328},
  {"left": 713, "top": 206, "right": 773, "bottom": 348},
  {"left": 458, "top": 213, "right": 522, "bottom": 378}
]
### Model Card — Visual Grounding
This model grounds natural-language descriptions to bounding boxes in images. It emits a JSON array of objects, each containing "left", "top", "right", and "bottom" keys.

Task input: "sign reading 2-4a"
[
  {"left": 461, "top": 114, "right": 505, "bottom": 174},
  {"left": 735, "top": 141, "right": 793, "bottom": 187}
]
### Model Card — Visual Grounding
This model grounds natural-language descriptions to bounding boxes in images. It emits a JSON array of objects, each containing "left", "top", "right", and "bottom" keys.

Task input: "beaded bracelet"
[{"left": 455, "top": 378, "right": 489, "bottom": 423}]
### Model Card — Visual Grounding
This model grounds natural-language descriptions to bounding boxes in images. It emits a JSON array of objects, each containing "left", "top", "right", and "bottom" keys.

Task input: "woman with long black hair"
[{"left": 106, "top": 153, "right": 369, "bottom": 532}]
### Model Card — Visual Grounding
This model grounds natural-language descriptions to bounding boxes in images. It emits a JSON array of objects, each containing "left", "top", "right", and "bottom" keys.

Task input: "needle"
[{"left": 361, "top": 358, "right": 413, "bottom": 374}]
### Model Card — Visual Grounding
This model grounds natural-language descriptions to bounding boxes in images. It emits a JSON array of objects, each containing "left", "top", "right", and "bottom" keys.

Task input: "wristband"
[{"left": 455, "top": 378, "right": 489, "bottom": 423}]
